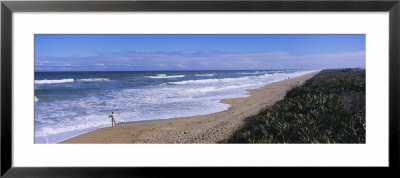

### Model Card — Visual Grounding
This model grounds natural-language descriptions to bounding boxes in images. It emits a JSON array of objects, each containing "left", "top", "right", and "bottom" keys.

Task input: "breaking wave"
[{"left": 35, "top": 79, "right": 74, "bottom": 84}]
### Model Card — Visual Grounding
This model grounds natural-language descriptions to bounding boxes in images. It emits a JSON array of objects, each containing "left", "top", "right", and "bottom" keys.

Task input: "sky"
[{"left": 35, "top": 34, "right": 365, "bottom": 71}]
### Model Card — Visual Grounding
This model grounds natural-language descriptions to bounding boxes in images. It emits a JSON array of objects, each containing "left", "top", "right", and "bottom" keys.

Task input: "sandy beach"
[{"left": 60, "top": 72, "right": 319, "bottom": 144}]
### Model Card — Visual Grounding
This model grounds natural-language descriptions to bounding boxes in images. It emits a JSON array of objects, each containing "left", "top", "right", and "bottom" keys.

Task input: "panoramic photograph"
[{"left": 34, "top": 34, "right": 365, "bottom": 144}]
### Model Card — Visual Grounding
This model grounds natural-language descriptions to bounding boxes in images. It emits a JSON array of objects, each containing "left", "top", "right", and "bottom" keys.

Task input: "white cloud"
[
  {"left": 157, "top": 64, "right": 167, "bottom": 67},
  {"left": 36, "top": 51, "right": 365, "bottom": 71}
]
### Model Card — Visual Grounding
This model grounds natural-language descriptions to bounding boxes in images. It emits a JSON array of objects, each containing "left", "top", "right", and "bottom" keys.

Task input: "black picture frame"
[{"left": 1, "top": 0, "right": 399, "bottom": 177}]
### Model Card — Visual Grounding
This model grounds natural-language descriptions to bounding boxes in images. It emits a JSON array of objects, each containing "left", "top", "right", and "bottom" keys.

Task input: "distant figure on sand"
[{"left": 109, "top": 112, "right": 116, "bottom": 126}]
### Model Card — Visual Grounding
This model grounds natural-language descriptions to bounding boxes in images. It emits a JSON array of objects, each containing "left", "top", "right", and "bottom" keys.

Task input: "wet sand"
[{"left": 60, "top": 72, "right": 319, "bottom": 144}]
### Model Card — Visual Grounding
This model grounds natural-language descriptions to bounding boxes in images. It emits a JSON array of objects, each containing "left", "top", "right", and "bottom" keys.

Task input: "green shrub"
[{"left": 225, "top": 68, "right": 365, "bottom": 143}]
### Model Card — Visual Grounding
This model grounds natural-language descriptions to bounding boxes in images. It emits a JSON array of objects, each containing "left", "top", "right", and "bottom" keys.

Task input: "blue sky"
[{"left": 35, "top": 34, "right": 365, "bottom": 71}]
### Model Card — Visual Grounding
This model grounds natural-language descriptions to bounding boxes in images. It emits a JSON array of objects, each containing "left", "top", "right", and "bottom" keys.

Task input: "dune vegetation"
[{"left": 224, "top": 68, "right": 366, "bottom": 143}]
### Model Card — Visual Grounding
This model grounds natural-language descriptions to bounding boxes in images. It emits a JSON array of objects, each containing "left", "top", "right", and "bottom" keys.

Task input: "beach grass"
[{"left": 223, "top": 68, "right": 365, "bottom": 143}]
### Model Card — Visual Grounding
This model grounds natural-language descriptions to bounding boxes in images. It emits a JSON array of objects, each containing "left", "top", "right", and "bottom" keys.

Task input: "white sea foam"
[
  {"left": 35, "top": 78, "right": 74, "bottom": 84},
  {"left": 36, "top": 114, "right": 110, "bottom": 136},
  {"left": 185, "top": 84, "right": 259, "bottom": 94},
  {"left": 77, "top": 78, "right": 110, "bottom": 82},
  {"left": 171, "top": 70, "right": 316, "bottom": 85},
  {"left": 147, "top": 74, "right": 185, "bottom": 79},
  {"left": 185, "top": 87, "right": 219, "bottom": 93},
  {"left": 170, "top": 78, "right": 218, "bottom": 84},
  {"left": 195, "top": 73, "right": 215, "bottom": 77},
  {"left": 35, "top": 96, "right": 39, "bottom": 102},
  {"left": 169, "top": 76, "right": 250, "bottom": 85},
  {"left": 237, "top": 71, "right": 265, "bottom": 75}
]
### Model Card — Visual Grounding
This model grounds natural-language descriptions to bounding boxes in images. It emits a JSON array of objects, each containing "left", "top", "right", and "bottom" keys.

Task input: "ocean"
[{"left": 34, "top": 70, "right": 316, "bottom": 143}]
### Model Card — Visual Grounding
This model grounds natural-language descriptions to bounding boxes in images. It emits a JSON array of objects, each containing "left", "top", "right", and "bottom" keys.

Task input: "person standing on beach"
[{"left": 109, "top": 112, "right": 116, "bottom": 127}]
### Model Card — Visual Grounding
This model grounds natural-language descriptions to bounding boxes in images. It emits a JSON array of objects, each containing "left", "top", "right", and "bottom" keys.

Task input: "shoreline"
[{"left": 60, "top": 71, "right": 319, "bottom": 144}]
